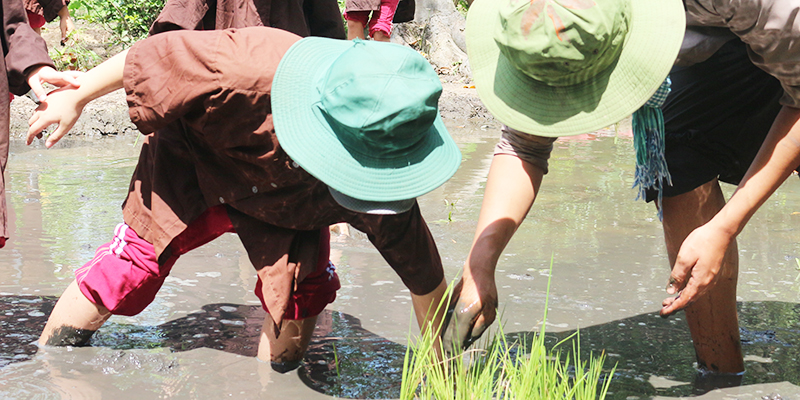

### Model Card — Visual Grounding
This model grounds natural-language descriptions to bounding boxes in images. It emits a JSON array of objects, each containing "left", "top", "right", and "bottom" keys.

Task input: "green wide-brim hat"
[
  {"left": 272, "top": 38, "right": 461, "bottom": 204},
  {"left": 467, "top": 0, "right": 685, "bottom": 137}
]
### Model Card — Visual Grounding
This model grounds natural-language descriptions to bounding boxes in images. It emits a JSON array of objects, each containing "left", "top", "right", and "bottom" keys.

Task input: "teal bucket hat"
[
  {"left": 272, "top": 38, "right": 462, "bottom": 213},
  {"left": 466, "top": 0, "right": 685, "bottom": 137}
]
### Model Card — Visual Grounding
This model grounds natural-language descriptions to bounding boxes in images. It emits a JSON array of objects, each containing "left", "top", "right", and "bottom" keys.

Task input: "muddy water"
[{"left": 2, "top": 125, "right": 800, "bottom": 399}]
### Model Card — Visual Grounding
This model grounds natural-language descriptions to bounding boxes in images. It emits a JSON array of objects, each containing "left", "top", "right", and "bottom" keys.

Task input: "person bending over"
[{"left": 29, "top": 28, "right": 460, "bottom": 372}]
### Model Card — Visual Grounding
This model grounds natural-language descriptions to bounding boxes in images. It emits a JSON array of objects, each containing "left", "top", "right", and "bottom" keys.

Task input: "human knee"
[{"left": 75, "top": 223, "right": 168, "bottom": 316}]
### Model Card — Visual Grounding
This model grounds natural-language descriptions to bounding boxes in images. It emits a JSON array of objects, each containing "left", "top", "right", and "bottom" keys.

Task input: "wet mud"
[
  {"left": 0, "top": 296, "right": 405, "bottom": 399},
  {"left": 3, "top": 295, "right": 800, "bottom": 399},
  {"left": 3, "top": 128, "right": 800, "bottom": 398}
]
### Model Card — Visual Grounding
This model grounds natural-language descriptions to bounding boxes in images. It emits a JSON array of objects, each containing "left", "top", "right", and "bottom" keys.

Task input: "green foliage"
[
  {"left": 444, "top": 199, "right": 458, "bottom": 222},
  {"left": 400, "top": 260, "right": 615, "bottom": 400},
  {"left": 69, "top": 0, "right": 165, "bottom": 44},
  {"left": 48, "top": 34, "right": 102, "bottom": 71},
  {"left": 454, "top": 0, "right": 470, "bottom": 16}
]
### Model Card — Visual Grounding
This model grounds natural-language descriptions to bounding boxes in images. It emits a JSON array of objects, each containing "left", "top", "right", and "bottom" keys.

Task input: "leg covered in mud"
[
  {"left": 39, "top": 207, "right": 236, "bottom": 348},
  {"left": 39, "top": 222, "right": 174, "bottom": 347},
  {"left": 406, "top": 278, "right": 448, "bottom": 359},
  {"left": 39, "top": 280, "right": 111, "bottom": 346},
  {"left": 254, "top": 270, "right": 338, "bottom": 373},
  {"left": 258, "top": 316, "right": 318, "bottom": 372},
  {"left": 660, "top": 180, "right": 744, "bottom": 374}
]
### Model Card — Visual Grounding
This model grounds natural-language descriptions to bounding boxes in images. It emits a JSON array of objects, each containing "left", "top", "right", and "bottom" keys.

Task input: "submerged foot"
[
  {"left": 270, "top": 359, "right": 301, "bottom": 373},
  {"left": 42, "top": 325, "right": 96, "bottom": 347}
]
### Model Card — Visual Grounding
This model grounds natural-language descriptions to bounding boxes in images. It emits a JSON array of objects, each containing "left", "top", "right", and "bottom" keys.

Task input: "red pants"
[
  {"left": 75, "top": 205, "right": 339, "bottom": 319},
  {"left": 27, "top": 11, "right": 46, "bottom": 29},
  {"left": 343, "top": 0, "right": 400, "bottom": 37}
]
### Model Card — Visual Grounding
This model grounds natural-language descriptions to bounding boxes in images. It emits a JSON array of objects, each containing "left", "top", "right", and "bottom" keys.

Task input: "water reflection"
[{"left": 3, "top": 129, "right": 800, "bottom": 398}]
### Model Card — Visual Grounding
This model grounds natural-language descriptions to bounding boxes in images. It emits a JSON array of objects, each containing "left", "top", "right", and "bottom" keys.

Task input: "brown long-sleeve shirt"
[
  {"left": 0, "top": 0, "right": 56, "bottom": 246},
  {"left": 121, "top": 0, "right": 347, "bottom": 325},
  {"left": 121, "top": 27, "right": 444, "bottom": 327}
]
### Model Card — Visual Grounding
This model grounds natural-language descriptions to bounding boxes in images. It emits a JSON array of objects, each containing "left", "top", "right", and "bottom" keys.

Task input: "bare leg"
[
  {"left": 661, "top": 179, "right": 743, "bottom": 374},
  {"left": 411, "top": 278, "right": 448, "bottom": 355},
  {"left": 39, "top": 280, "right": 112, "bottom": 346},
  {"left": 347, "top": 20, "right": 366, "bottom": 40},
  {"left": 411, "top": 278, "right": 448, "bottom": 331},
  {"left": 258, "top": 315, "right": 318, "bottom": 373},
  {"left": 372, "top": 30, "right": 390, "bottom": 42},
  {"left": 259, "top": 279, "right": 446, "bottom": 370}
]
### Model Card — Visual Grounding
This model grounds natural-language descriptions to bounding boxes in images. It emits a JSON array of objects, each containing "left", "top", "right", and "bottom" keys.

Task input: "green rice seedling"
[
  {"left": 400, "top": 257, "right": 616, "bottom": 400},
  {"left": 332, "top": 342, "right": 341, "bottom": 378}
]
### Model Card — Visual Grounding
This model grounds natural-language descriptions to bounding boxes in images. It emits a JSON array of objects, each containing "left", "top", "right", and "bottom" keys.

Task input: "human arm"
[
  {"left": 57, "top": 5, "right": 73, "bottom": 44},
  {"left": 29, "top": 28, "right": 301, "bottom": 149},
  {"left": 661, "top": 105, "right": 800, "bottom": 316},
  {"left": 441, "top": 152, "right": 544, "bottom": 352},
  {"left": 27, "top": 49, "right": 127, "bottom": 148}
]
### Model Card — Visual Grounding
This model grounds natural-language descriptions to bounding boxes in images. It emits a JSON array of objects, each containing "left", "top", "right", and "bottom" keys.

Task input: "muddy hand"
[
  {"left": 441, "top": 279, "right": 496, "bottom": 355},
  {"left": 660, "top": 222, "right": 732, "bottom": 317}
]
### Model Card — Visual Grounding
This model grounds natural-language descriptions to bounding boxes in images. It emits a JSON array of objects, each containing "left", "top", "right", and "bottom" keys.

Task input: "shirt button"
[
  {"left": 271, "top": 183, "right": 278, "bottom": 188},
  {"left": 219, "top": 197, "right": 225, "bottom": 204},
  {"left": 252, "top": 186, "right": 258, "bottom": 193},
  {"left": 291, "top": 161, "right": 299, "bottom": 168}
]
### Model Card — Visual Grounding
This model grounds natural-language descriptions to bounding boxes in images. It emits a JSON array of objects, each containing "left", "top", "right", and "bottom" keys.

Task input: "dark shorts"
[{"left": 644, "top": 39, "right": 785, "bottom": 202}]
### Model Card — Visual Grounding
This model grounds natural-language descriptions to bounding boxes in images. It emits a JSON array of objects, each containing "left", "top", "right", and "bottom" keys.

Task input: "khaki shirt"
[
  {"left": 682, "top": 0, "right": 800, "bottom": 107},
  {"left": 122, "top": 27, "right": 444, "bottom": 327},
  {"left": 345, "top": 0, "right": 380, "bottom": 12},
  {"left": 0, "top": 0, "right": 56, "bottom": 244}
]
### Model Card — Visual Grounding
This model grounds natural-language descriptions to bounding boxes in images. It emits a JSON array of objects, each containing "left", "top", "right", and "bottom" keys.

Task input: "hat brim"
[
  {"left": 273, "top": 38, "right": 462, "bottom": 202},
  {"left": 467, "top": 0, "right": 685, "bottom": 137}
]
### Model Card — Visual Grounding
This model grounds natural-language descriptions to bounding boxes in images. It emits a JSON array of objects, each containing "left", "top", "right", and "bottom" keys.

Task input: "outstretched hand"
[
  {"left": 27, "top": 86, "right": 85, "bottom": 148},
  {"left": 660, "top": 222, "right": 735, "bottom": 317},
  {"left": 441, "top": 275, "right": 497, "bottom": 355},
  {"left": 26, "top": 49, "right": 129, "bottom": 148},
  {"left": 26, "top": 65, "right": 81, "bottom": 102},
  {"left": 58, "top": 6, "right": 75, "bottom": 45}
]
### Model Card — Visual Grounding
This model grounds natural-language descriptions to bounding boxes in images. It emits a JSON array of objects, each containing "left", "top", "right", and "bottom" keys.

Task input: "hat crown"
[
  {"left": 317, "top": 40, "right": 442, "bottom": 160},
  {"left": 495, "top": 0, "right": 630, "bottom": 86}
]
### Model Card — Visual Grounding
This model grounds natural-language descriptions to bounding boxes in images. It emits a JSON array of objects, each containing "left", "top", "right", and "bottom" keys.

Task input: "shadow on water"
[
  {"left": 0, "top": 295, "right": 407, "bottom": 398},
  {"left": 2, "top": 295, "right": 800, "bottom": 399},
  {"left": 510, "top": 301, "right": 800, "bottom": 399}
]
